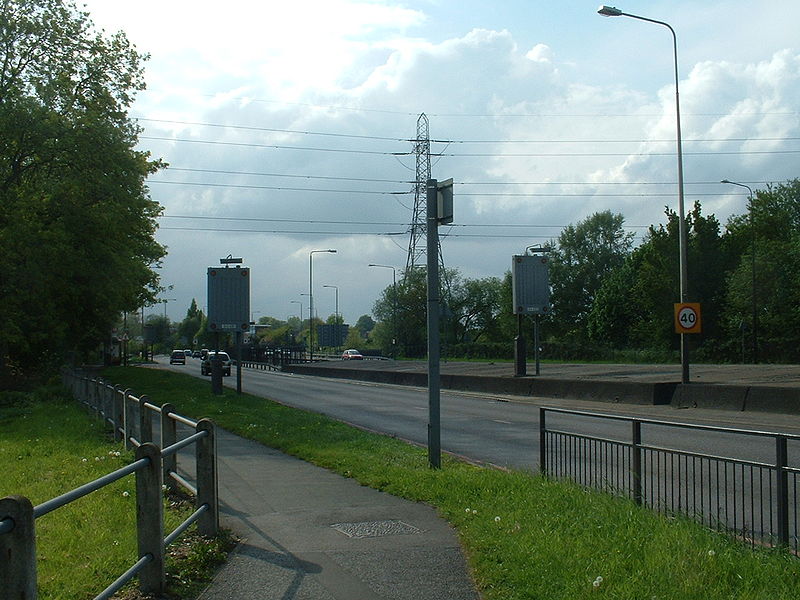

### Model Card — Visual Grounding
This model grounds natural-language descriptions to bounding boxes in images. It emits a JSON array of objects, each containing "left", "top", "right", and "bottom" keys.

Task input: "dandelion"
[
  {"left": 94, "top": 457, "right": 100, "bottom": 461},
  {"left": 708, "top": 550, "right": 716, "bottom": 556},
  {"left": 494, "top": 516, "right": 501, "bottom": 522},
  {"left": 593, "top": 576, "right": 603, "bottom": 589},
  {"left": 472, "top": 509, "right": 478, "bottom": 515},
  {"left": 81, "top": 458, "right": 88, "bottom": 462},
  {"left": 122, "top": 491, "right": 130, "bottom": 497},
  {"left": 465, "top": 508, "right": 471, "bottom": 513}
]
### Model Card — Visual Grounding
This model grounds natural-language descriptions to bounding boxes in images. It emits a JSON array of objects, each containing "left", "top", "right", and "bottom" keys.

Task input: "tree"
[
  {"left": 373, "top": 268, "right": 428, "bottom": 357},
  {"left": 548, "top": 211, "right": 634, "bottom": 341},
  {"left": 722, "top": 180, "right": 800, "bottom": 361},
  {"left": 177, "top": 299, "right": 203, "bottom": 347},
  {"left": 0, "top": 0, "right": 164, "bottom": 375},
  {"left": 354, "top": 315, "right": 375, "bottom": 336}
]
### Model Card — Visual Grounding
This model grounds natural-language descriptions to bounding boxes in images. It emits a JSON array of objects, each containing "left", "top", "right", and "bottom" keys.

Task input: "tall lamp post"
[
  {"left": 323, "top": 284, "right": 340, "bottom": 350},
  {"left": 369, "top": 263, "right": 398, "bottom": 359},
  {"left": 290, "top": 300, "right": 303, "bottom": 324},
  {"left": 309, "top": 249, "right": 336, "bottom": 361},
  {"left": 722, "top": 179, "right": 757, "bottom": 363},
  {"left": 598, "top": 5, "right": 690, "bottom": 384}
]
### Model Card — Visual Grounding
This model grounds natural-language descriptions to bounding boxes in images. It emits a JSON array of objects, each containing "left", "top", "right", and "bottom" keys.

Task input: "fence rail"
[
  {"left": 539, "top": 407, "right": 800, "bottom": 553},
  {"left": 0, "top": 370, "right": 219, "bottom": 599}
]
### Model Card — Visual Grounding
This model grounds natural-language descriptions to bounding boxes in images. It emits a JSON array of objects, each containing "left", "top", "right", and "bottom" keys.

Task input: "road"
[
  {"left": 157, "top": 358, "right": 800, "bottom": 471},
  {"left": 155, "top": 357, "right": 800, "bottom": 546}
]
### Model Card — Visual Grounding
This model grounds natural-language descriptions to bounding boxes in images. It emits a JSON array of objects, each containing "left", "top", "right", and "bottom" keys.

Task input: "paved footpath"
[{"left": 197, "top": 428, "right": 479, "bottom": 600}]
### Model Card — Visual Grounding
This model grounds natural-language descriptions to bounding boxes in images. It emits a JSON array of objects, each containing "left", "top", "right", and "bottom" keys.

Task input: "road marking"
[{"left": 492, "top": 419, "right": 512, "bottom": 425}]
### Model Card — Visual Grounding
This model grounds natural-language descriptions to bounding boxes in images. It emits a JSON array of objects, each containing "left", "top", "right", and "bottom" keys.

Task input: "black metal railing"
[{"left": 540, "top": 407, "right": 800, "bottom": 553}]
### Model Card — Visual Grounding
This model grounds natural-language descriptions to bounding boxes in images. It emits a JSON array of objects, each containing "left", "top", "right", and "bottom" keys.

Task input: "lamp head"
[
  {"left": 721, "top": 179, "right": 732, "bottom": 184},
  {"left": 598, "top": 5, "right": 623, "bottom": 16}
]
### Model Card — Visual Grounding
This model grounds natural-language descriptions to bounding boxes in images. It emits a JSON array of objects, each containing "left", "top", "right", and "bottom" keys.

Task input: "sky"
[{"left": 82, "top": 0, "right": 800, "bottom": 326}]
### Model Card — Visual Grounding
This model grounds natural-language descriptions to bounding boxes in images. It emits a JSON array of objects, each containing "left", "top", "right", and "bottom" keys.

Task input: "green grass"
[
  {"left": 1, "top": 385, "right": 232, "bottom": 599},
  {"left": 94, "top": 366, "right": 800, "bottom": 600}
]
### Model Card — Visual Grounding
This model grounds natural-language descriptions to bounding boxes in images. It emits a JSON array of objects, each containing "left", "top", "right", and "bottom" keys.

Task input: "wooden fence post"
[
  {"left": 125, "top": 389, "right": 137, "bottom": 449},
  {"left": 196, "top": 419, "right": 219, "bottom": 536},
  {"left": 139, "top": 395, "right": 152, "bottom": 444},
  {"left": 0, "top": 495, "right": 37, "bottom": 599},
  {"left": 135, "top": 443, "right": 164, "bottom": 594},
  {"left": 160, "top": 403, "right": 177, "bottom": 493}
]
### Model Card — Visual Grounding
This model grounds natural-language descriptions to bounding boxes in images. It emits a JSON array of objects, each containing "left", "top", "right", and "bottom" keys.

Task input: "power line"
[
  {"left": 136, "top": 116, "right": 799, "bottom": 145},
  {"left": 158, "top": 166, "right": 773, "bottom": 187},
  {"left": 140, "top": 135, "right": 798, "bottom": 158},
  {"left": 159, "top": 214, "right": 652, "bottom": 229}
]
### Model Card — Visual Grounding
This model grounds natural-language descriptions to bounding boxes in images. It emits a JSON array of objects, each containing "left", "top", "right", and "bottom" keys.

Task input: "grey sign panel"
[
  {"left": 207, "top": 266, "right": 251, "bottom": 332},
  {"left": 512, "top": 255, "right": 550, "bottom": 314}
]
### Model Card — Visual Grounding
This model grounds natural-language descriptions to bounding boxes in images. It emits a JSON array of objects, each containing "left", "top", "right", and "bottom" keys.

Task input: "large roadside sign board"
[{"left": 207, "top": 266, "right": 251, "bottom": 332}]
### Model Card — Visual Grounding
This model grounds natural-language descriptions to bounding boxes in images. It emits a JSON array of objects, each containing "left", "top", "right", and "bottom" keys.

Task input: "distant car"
[
  {"left": 201, "top": 351, "right": 232, "bottom": 376},
  {"left": 341, "top": 349, "right": 363, "bottom": 360},
  {"left": 184, "top": 349, "right": 192, "bottom": 356},
  {"left": 169, "top": 350, "right": 186, "bottom": 365},
  {"left": 192, "top": 350, "right": 202, "bottom": 358}
]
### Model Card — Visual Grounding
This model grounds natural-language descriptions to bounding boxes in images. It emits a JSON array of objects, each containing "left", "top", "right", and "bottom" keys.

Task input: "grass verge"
[
  {"left": 1, "top": 384, "right": 233, "bottom": 599},
  {"left": 87, "top": 368, "right": 800, "bottom": 597}
]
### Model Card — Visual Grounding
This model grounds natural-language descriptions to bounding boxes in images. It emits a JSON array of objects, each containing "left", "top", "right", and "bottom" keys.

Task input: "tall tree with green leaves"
[
  {"left": 547, "top": 211, "right": 634, "bottom": 342},
  {"left": 0, "top": 0, "right": 164, "bottom": 374}
]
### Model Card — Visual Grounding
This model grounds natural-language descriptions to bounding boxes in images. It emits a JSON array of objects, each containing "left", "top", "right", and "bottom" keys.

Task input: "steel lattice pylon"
[{"left": 405, "top": 113, "right": 445, "bottom": 278}]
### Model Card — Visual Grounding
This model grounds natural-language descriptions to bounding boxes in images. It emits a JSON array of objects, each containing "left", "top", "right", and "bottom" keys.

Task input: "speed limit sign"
[{"left": 674, "top": 303, "right": 702, "bottom": 334}]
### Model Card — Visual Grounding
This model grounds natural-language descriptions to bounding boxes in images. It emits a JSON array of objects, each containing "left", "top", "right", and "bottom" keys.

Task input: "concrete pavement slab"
[{"left": 198, "top": 428, "right": 479, "bottom": 600}]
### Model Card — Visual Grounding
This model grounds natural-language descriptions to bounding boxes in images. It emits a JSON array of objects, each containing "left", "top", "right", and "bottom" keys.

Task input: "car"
[
  {"left": 184, "top": 349, "right": 192, "bottom": 356},
  {"left": 192, "top": 350, "right": 202, "bottom": 358},
  {"left": 341, "top": 349, "right": 363, "bottom": 360},
  {"left": 201, "top": 351, "right": 232, "bottom": 376},
  {"left": 169, "top": 350, "right": 186, "bottom": 365}
]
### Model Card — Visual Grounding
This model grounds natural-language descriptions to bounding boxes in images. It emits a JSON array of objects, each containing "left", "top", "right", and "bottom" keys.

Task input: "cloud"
[{"left": 92, "top": 4, "right": 798, "bottom": 323}]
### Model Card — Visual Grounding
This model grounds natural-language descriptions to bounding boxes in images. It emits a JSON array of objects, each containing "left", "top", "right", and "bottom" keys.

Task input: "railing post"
[
  {"left": 632, "top": 420, "right": 642, "bottom": 505},
  {"left": 113, "top": 387, "right": 124, "bottom": 442},
  {"left": 539, "top": 407, "right": 547, "bottom": 476},
  {"left": 135, "top": 443, "right": 165, "bottom": 594},
  {"left": 196, "top": 419, "right": 219, "bottom": 536},
  {"left": 160, "top": 403, "right": 177, "bottom": 493},
  {"left": 123, "top": 389, "right": 134, "bottom": 449},
  {"left": 0, "top": 495, "right": 37, "bottom": 599},
  {"left": 776, "top": 435, "right": 789, "bottom": 547},
  {"left": 139, "top": 395, "right": 153, "bottom": 444}
]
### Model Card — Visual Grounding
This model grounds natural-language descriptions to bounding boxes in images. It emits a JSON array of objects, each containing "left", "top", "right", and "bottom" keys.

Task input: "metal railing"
[
  {"left": 539, "top": 407, "right": 800, "bottom": 553},
  {"left": 0, "top": 370, "right": 219, "bottom": 599}
]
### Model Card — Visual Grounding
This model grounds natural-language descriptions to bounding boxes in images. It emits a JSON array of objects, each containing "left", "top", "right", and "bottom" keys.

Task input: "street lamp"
[
  {"left": 369, "top": 263, "right": 398, "bottom": 359},
  {"left": 290, "top": 300, "right": 303, "bottom": 323},
  {"left": 309, "top": 249, "right": 336, "bottom": 361},
  {"left": 598, "top": 5, "right": 690, "bottom": 384},
  {"left": 160, "top": 298, "right": 177, "bottom": 321},
  {"left": 323, "top": 285, "right": 340, "bottom": 351},
  {"left": 722, "top": 179, "right": 757, "bottom": 363}
]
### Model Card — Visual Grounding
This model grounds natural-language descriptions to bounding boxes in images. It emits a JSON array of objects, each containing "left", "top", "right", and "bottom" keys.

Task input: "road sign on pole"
[{"left": 674, "top": 303, "right": 701, "bottom": 334}]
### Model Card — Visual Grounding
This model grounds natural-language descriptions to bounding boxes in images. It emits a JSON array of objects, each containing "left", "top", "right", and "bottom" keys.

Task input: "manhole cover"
[{"left": 330, "top": 520, "right": 421, "bottom": 538}]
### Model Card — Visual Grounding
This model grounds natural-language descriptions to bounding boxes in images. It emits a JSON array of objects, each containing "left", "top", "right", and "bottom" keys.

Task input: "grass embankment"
[
  {"left": 1, "top": 385, "right": 232, "bottom": 599},
  {"left": 95, "top": 366, "right": 800, "bottom": 600}
]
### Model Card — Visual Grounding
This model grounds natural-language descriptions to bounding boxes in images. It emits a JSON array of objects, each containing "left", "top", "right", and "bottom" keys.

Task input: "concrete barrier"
[{"left": 281, "top": 363, "right": 800, "bottom": 413}]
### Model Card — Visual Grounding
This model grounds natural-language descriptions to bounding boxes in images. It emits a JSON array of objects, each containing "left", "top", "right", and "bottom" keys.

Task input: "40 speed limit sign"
[{"left": 674, "top": 303, "right": 702, "bottom": 334}]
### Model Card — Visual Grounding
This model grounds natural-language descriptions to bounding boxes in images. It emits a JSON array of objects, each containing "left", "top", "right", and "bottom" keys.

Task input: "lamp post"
[
  {"left": 722, "top": 179, "right": 757, "bottom": 363},
  {"left": 309, "top": 249, "right": 336, "bottom": 361},
  {"left": 598, "top": 5, "right": 690, "bottom": 384},
  {"left": 323, "top": 284, "right": 340, "bottom": 351},
  {"left": 290, "top": 300, "right": 303, "bottom": 323},
  {"left": 369, "top": 263, "right": 398, "bottom": 359}
]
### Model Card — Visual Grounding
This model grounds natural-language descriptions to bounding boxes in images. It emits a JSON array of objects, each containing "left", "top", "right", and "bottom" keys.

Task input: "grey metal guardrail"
[
  {"left": 0, "top": 370, "right": 219, "bottom": 599},
  {"left": 540, "top": 406, "right": 800, "bottom": 553}
]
